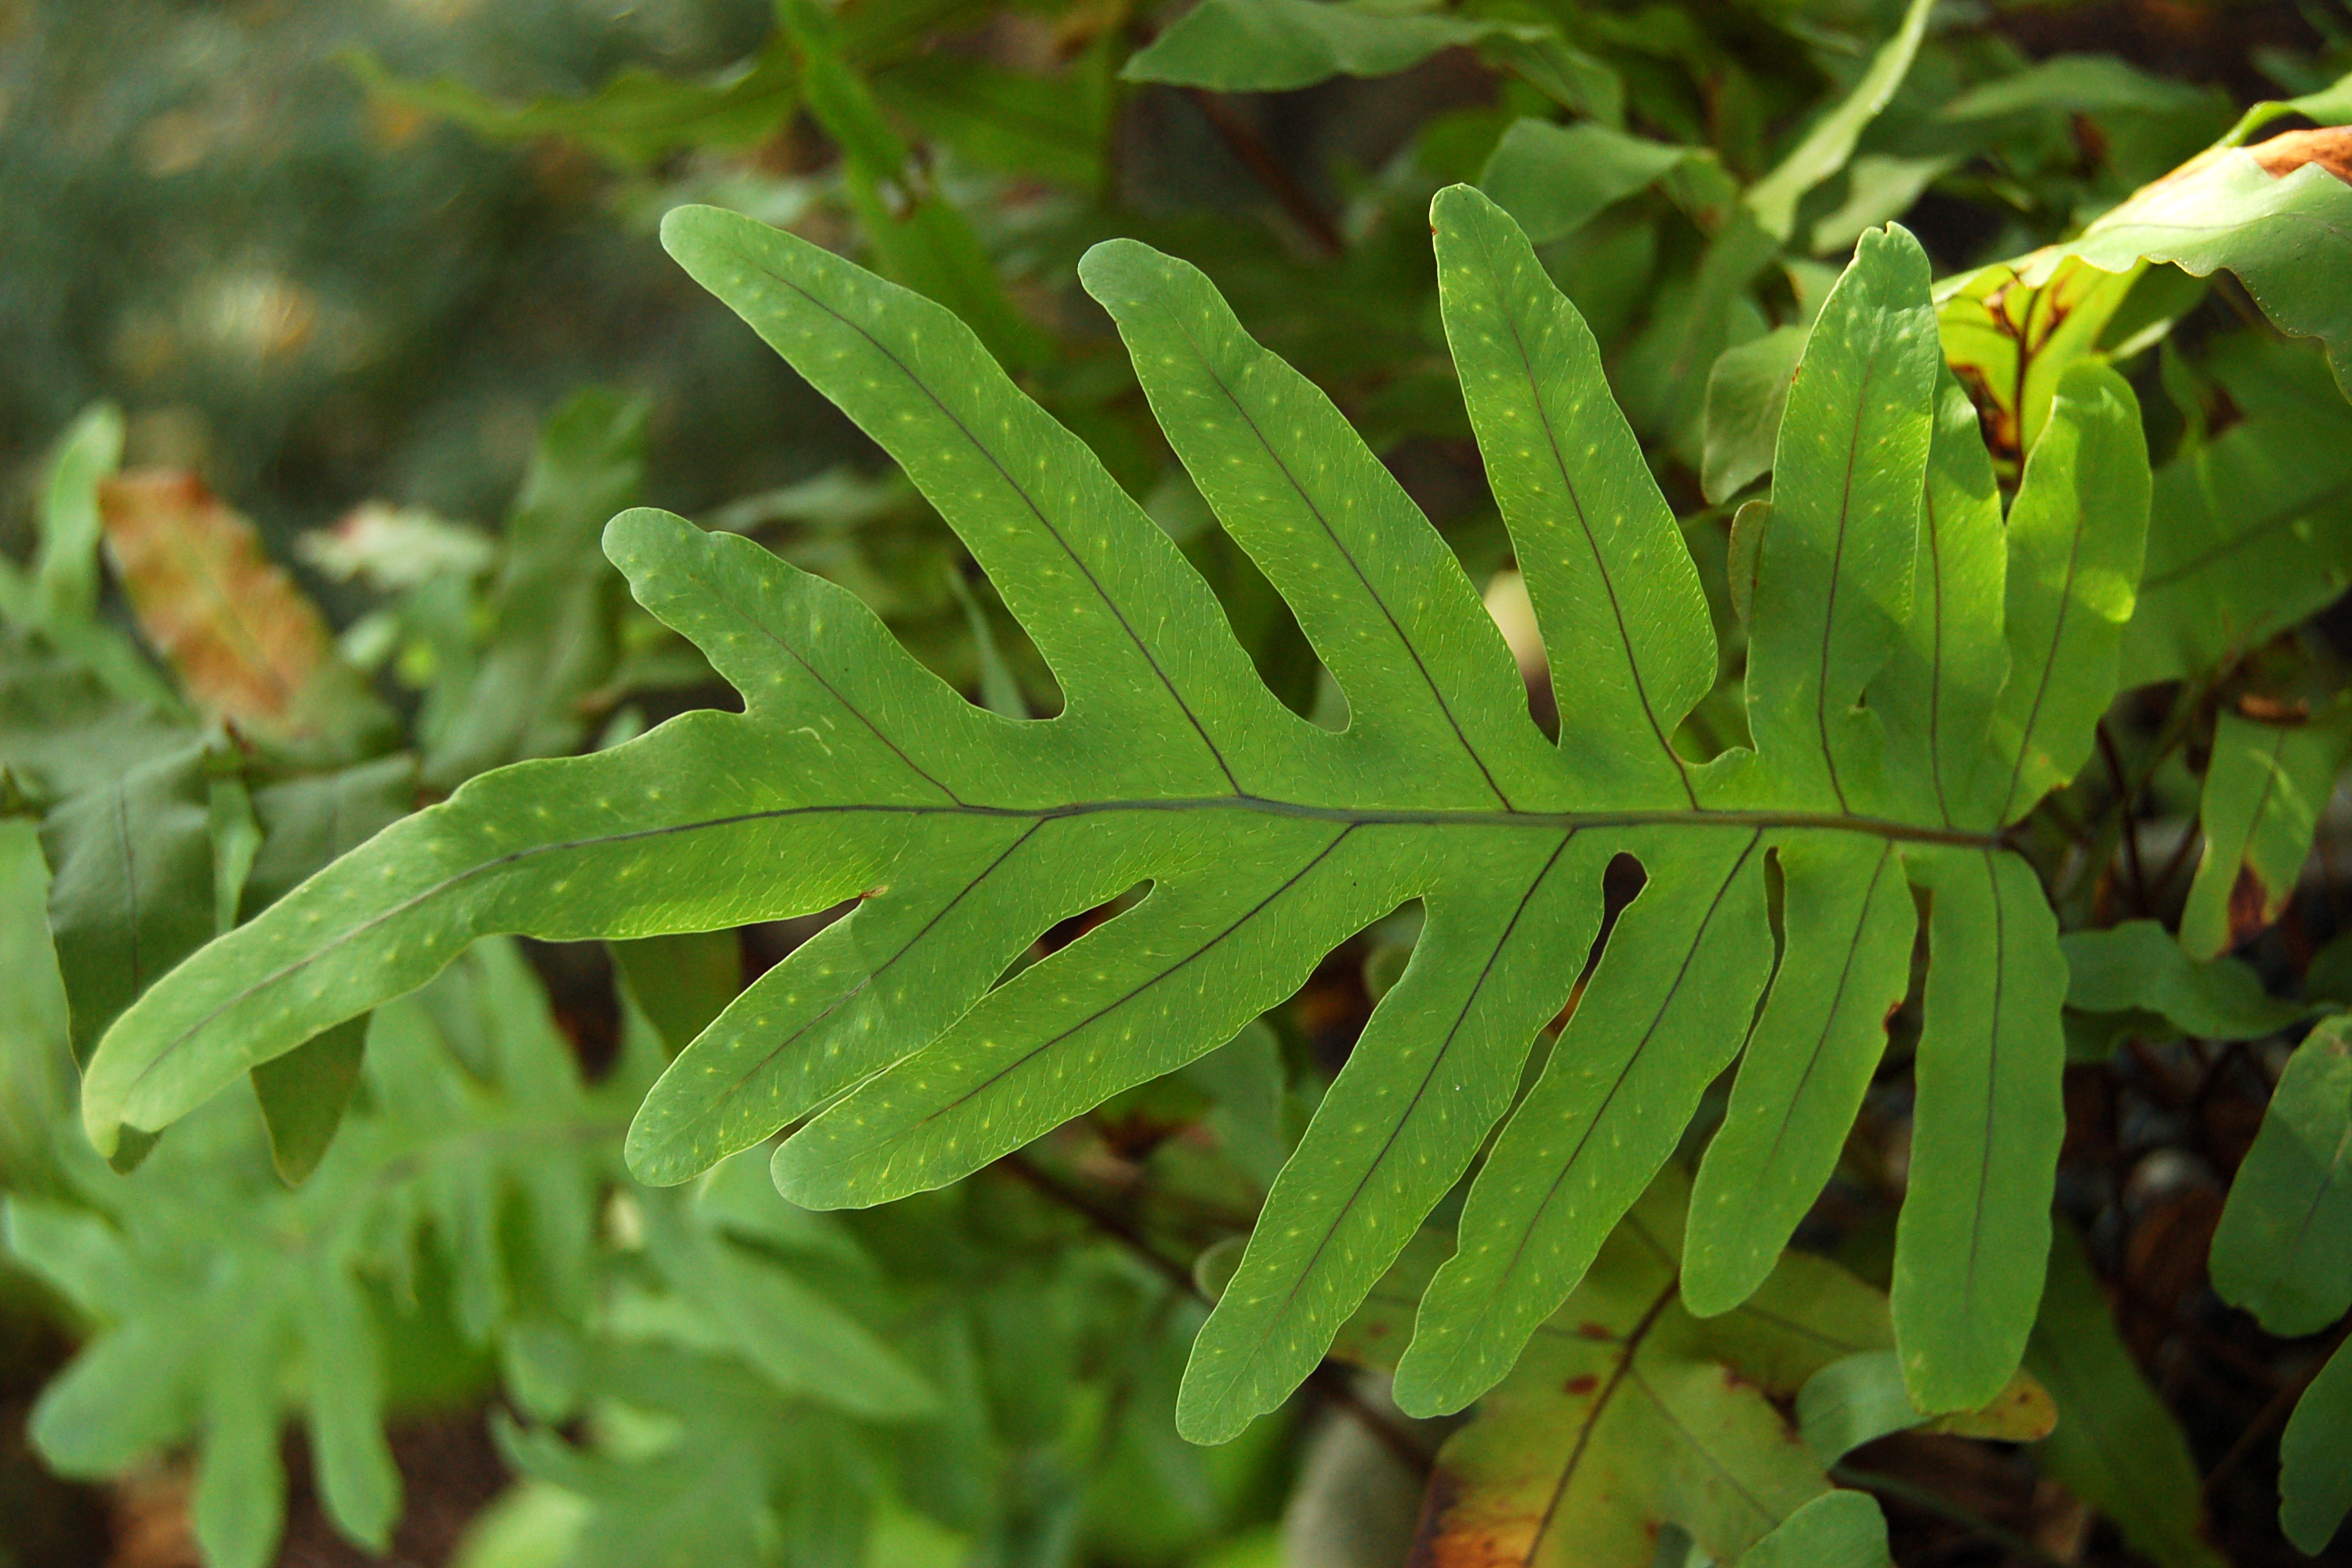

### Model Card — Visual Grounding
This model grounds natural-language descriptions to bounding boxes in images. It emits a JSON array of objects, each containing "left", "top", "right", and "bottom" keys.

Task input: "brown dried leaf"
[
  {"left": 2251, "top": 127, "right": 2352, "bottom": 185},
  {"left": 98, "top": 472, "right": 377, "bottom": 753}
]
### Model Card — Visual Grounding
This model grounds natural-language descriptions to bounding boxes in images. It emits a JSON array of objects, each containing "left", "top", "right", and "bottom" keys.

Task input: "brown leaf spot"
[
  {"left": 1563, "top": 1374, "right": 1599, "bottom": 1396},
  {"left": 2227, "top": 861, "right": 2280, "bottom": 950},
  {"left": 1407, "top": 1468, "right": 1534, "bottom": 1568},
  {"left": 1576, "top": 1321, "right": 1615, "bottom": 1341},
  {"left": 2252, "top": 127, "right": 2352, "bottom": 186},
  {"left": 2236, "top": 692, "right": 2310, "bottom": 724}
]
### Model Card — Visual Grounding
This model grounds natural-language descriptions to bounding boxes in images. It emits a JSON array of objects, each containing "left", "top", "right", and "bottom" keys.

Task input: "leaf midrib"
[
  {"left": 1461, "top": 216, "right": 1699, "bottom": 808},
  {"left": 113, "top": 797, "right": 1999, "bottom": 1112},
  {"left": 1414, "top": 831, "right": 1765, "bottom": 1397},
  {"left": 735, "top": 245, "right": 1247, "bottom": 794},
  {"left": 2139, "top": 474, "right": 2352, "bottom": 593},
  {"left": 1203, "top": 833, "right": 1577, "bottom": 1419},
  {"left": 1150, "top": 290, "right": 1517, "bottom": 811}
]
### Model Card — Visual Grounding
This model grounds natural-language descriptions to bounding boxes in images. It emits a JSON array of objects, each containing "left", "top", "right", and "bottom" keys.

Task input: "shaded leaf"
[
  {"left": 1477, "top": 118, "right": 1693, "bottom": 247},
  {"left": 1122, "top": 0, "right": 1533, "bottom": 93},
  {"left": 2122, "top": 335, "right": 2352, "bottom": 684},
  {"left": 249, "top": 1018, "right": 368, "bottom": 1185},
  {"left": 2209, "top": 1014, "right": 2352, "bottom": 1335},
  {"left": 2025, "top": 1224, "right": 2224, "bottom": 1568},
  {"left": 1700, "top": 323, "right": 1803, "bottom": 505},
  {"left": 242, "top": 754, "right": 419, "bottom": 1178},
  {"left": 39, "top": 738, "right": 219, "bottom": 1068},
  {"left": 2061, "top": 918, "right": 2307, "bottom": 1040},
  {"left": 2281, "top": 1335, "right": 2352, "bottom": 1555},
  {"left": 2182, "top": 702, "right": 2352, "bottom": 958},
  {"left": 611, "top": 929, "right": 742, "bottom": 1055}
]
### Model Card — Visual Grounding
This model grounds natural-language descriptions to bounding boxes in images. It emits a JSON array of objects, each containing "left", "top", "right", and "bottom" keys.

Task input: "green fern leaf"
[
  {"left": 5, "top": 937, "right": 641, "bottom": 1568},
  {"left": 80, "top": 187, "right": 2150, "bottom": 1438}
]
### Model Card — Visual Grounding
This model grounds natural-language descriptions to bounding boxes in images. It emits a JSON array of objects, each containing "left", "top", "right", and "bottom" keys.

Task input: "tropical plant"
[{"left": 10, "top": 2, "right": 2352, "bottom": 1565}]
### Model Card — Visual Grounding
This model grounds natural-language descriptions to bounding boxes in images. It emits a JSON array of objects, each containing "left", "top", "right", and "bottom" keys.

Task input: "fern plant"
[
  {"left": 76, "top": 183, "right": 2158, "bottom": 1450},
  {"left": 5, "top": 938, "right": 644, "bottom": 1568}
]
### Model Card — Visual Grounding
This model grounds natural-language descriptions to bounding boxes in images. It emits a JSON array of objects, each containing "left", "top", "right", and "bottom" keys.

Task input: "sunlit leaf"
[{"left": 83, "top": 195, "right": 2137, "bottom": 1442}]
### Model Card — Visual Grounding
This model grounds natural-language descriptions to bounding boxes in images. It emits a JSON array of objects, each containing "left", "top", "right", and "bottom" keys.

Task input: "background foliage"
[{"left": 5, "top": 1, "right": 2352, "bottom": 1566}]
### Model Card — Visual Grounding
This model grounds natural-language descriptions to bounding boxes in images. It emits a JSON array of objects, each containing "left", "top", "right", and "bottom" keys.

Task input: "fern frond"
[{"left": 82, "top": 186, "right": 2155, "bottom": 1436}]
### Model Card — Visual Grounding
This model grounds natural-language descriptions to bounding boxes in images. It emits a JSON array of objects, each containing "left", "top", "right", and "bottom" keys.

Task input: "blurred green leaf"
[
  {"left": 1477, "top": 119, "right": 1693, "bottom": 247},
  {"left": 2281, "top": 1334, "right": 2352, "bottom": 1555},
  {"left": 874, "top": 53, "right": 1111, "bottom": 190},
  {"left": 426, "top": 389, "right": 648, "bottom": 786},
  {"left": 1744, "top": 0, "right": 1934, "bottom": 241},
  {"left": 1700, "top": 323, "right": 1803, "bottom": 503},
  {"left": 0, "top": 818, "right": 74, "bottom": 1192},
  {"left": 347, "top": 42, "right": 798, "bottom": 170},
  {"left": 2061, "top": 919, "right": 2307, "bottom": 1040},
  {"left": 1940, "top": 54, "right": 2227, "bottom": 123},
  {"left": 6, "top": 937, "right": 650, "bottom": 1567},
  {"left": 1123, "top": 0, "right": 1537, "bottom": 93},
  {"left": 2025, "top": 1225, "right": 2224, "bottom": 1568}
]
